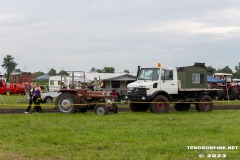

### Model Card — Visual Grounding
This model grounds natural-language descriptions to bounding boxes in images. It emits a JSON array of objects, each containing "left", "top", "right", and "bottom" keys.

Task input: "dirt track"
[{"left": 0, "top": 105, "right": 239, "bottom": 114}]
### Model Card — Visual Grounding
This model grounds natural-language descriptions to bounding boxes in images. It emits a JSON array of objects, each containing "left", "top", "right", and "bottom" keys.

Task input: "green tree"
[
  {"left": 35, "top": 71, "right": 44, "bottom": 77},
  {"left": 59, "top": 70, "right": 69, "bottom": 76},
  {"left": 1, "top": 54, "right": 18, "bottom": 81},
  {"left": 90, "top": 67, "right": 96, "bottom": 73},
  {"left": 48, "top": 68, "right": 57, "bottom": 76},
  {"left": 217, "top": 66, "right": 233, "bottom": 74},
  {"left": 233, "top": 63, "right": 240, "bottom": 78},
  {"left": 96, "top": 69, "right": 103, "bottom": 73},
  {"left": 102, "top": 67, "right": 115, "bottom": 73}
]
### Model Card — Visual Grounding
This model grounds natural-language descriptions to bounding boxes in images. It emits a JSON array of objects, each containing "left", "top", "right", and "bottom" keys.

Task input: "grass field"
[
  {"left": 0, "top": 95, "right": 240, "bottom": 159},
  {"left": 0, "top": 111, "right": 240, "bottom": 160}
]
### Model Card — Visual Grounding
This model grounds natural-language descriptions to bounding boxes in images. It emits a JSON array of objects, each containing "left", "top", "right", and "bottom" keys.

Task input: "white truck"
[{"left": 126, "top": 63, "right": 219, "bottom": 113}]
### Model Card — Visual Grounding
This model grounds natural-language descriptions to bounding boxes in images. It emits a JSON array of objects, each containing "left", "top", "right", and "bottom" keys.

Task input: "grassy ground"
[
  {"left": 1, "top": 95, "right": 240, "bottom": 109},
  {"left": 0, "top": 111, "right": 239, "bottom": 160}
]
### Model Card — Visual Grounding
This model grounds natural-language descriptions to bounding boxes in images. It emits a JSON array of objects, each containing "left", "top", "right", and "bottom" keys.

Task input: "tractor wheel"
[
  {"left": 229, "top": 87, "right": 238, "bottom": 100},
  {"left": 129, "top": 103, "right": 149, "bottom": 112},
  {"left": 217, "top": 90, "right": 225, "bottom": 100},
  {"left": 44, "top": 96, "right": 53, "bottom": 103},
  {"left": 6, "top": 90, "right": 12, "bottom": 96},
  {"left": 149, "top": 95, "right": 169, "bottom": 113},
  {"left": 55, "top": 93, "right": 77, "bottom": 114},
  {"left": 174, "top": 103, "right": 191, "bottom": 111},
  {"left": 237, "top": 94, "right": 240, "bottom": 100},
  {"left": 196, "top": 95, "right": 213, "bottom": 112},
  {"left": 94, "top": 105, "right": 109, "bottom": 115}
]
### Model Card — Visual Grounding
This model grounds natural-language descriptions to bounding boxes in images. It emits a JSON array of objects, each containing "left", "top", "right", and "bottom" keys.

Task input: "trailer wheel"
[
  {"left": 129, "top": 103, "right": 149, "bottom": 112},
  {"left": 113, "top": 104, "right": 118, "bottom": 113},
  {"left": 174, "top": 103, "right": 191, "bottom": 111},
  {"left": 196, "top": 95, "right": 213, "bottom": 112},
  {"left": 55, "top": 93, "right": 77, "bottom": 113},
  {"left": 94, "top": 105, "right": 109, "bottom": 115},
  {"left": 149, "top": 95, "right": 169, "bottom": 113}
]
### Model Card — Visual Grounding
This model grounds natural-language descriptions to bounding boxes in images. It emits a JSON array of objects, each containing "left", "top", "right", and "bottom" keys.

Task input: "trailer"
[{"left": 126, "top": 63, "right": 219, "bottom": 113}]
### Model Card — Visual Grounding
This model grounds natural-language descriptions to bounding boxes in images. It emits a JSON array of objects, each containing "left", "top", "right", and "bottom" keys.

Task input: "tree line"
[{"left": 1, "top": 54, "right": 240, "bottom": 81}]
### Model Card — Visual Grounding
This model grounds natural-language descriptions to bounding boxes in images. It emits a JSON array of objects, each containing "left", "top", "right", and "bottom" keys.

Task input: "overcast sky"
[{"left": 0, "top": 0, "right": 240, "bottom": 74}]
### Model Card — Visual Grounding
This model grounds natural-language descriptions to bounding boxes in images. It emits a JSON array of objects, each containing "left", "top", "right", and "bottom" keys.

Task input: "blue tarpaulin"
[{"left": 207, "top": 75, "right": 225, "bottom": 83}]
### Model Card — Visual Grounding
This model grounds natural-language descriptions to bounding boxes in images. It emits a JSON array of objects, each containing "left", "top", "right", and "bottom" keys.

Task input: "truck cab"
[{"left": 127, "top": 66, "right": 178, "bottom": 101}]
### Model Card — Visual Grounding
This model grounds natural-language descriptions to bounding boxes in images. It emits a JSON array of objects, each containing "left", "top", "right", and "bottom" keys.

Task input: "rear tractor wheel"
[{"left": 55, "top": 93, "right": 78, "bottom": 113}]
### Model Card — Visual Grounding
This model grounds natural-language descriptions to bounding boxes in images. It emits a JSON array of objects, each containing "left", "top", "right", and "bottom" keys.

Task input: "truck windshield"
[{"left": 138, "top": 68, "right": 160, "bottom": 80}]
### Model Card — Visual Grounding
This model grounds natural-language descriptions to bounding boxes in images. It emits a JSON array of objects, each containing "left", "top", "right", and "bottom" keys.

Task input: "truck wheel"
[
  {"left": 149, "top": 95, "right": 169, "bottom": 113},
  {"left": 174, "top": 103, "right": 191, "bottom": 111},
  {"left": 129, "top": 103, "right": 149, "bottom": 112},
  {"left": 44, "top": 96, "right": 53, "bottom": 103},
  {"left": 6, "top": 90, "right": 12, "bottom": 96},
  {"left": 196, "top": 95, "right": 213, "bottom": 112},
  {"left": 55, "top": 93, "right": 77, "bottom": 113},
  {"left": 217, "top": 90, "right": 225, "bottom": 100},
  {"left": 94, "top": 105, "right": 109, "bottom": 115},
  {"left": 229, "top": 87, "right": 238, "bottom": 100}
]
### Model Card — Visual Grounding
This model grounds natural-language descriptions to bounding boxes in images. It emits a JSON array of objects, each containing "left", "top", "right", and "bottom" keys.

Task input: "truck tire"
[
  {"left": 44, "top": 96, "right": 53, "bottom": 103},
  {"left": 129, "top": 103, "right": 149, "bottom": 112},
  {"left": 94, "top": 105, "right": 109, "bottom": 115},
  {"left": 55, "top": 93, "right": 77, "bottom": 113},
  {"left": 149, "top": 95, "right": 169, "bottom": 113},
  {"left": 196, "top": 95, "right": 213, "bottom": 112},
  {"left": 174, "top": 103, "right": 191, "bottom": 111},
  {"left": 229, "top": 87, "right": 238, "bottom": 100},
  {"left": 6, "top": 90, "right": 12, "bottom": 96}
]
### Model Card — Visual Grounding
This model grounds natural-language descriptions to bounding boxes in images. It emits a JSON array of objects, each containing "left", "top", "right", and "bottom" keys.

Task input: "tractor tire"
[
  {"left": 55, "top": 93, "right": 77, "bottom": 114},
  {"left": 149, "top": 95, "right": 169, "bottom": 113},
  {"left": 94, "top": 105, "right": 109, "bottom": 115},
  {"left": 44, "top": 96, "right": 53, "bottom": 103},
  {"left": 174, "top": 103, "right": 191, "bottom": 111},
  {"left": 237, "top": 94, "right": 240, "bottom": 100},
  {"left": 6, "top": 90, "right": 12, "bottom": 96},
  {"left": 229, "top": 87, "right": 238, "bottom": 100},
  {"left": 196, "top": 95, "right": 213, "bottom": 112},
  {"left": 217, "top": 90, "right": 225, "bottom": 100},
  {"left": 129, "top": 103, "right": 149, "bottom": 112}
]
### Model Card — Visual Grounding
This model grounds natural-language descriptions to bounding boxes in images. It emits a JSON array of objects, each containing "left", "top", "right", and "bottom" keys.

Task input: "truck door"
[{"left": 160, "top": 69, "right": 178, "bottom": 94}]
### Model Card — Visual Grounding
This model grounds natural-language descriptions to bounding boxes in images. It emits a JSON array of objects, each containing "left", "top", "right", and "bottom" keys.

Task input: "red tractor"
[
  {"left": 212, "top": 73, "right": 238, "bottom": 100},
  {"left": 55, "top": 71, "right": 118, "bottom": 115},
  {"left": 232, "top": 79, "right": 240, "bottom": 100},
  {"left": 0, "top": 73, "right": 26, "bottom": 95}
]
